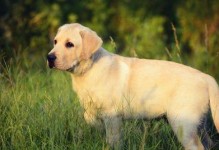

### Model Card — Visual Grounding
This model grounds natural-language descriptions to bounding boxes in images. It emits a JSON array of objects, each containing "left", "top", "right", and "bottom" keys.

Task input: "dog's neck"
[{"left": 70, "top": 47, "right": 110, "bottom": 76}]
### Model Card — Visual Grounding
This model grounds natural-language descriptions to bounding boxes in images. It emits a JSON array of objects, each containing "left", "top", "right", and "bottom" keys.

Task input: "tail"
[{"left": 207, "top": 75, "right": 219, "bottom": 132}]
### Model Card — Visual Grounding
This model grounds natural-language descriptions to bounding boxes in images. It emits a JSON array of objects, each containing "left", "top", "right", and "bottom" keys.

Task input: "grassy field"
[{"left": 1, "top": 53, "right": 218, "bottom": 150}]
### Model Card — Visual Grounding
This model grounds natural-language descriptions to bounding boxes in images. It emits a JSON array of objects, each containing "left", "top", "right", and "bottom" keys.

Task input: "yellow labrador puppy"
[{"left": 47, "top": 23, "right": 219, "bottom": 150}]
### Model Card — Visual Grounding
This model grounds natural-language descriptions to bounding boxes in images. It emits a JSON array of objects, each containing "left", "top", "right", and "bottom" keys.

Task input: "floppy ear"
[{"left": 79, "top": 29, "right": 103, "bottom": 60}]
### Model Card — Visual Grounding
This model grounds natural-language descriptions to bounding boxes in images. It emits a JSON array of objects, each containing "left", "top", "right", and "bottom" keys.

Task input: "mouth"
[
  {"left": 47, "top": 53, "right": 57, "bottom": 69},
  {"left": 48, "top": 61, "right": 55, "bottom": 69},
  {"left": 47, "top": 59, "right": 80, "bottom": 72},
  {"left": 66, "top": 60, "right": 80, "bottom": 72}
]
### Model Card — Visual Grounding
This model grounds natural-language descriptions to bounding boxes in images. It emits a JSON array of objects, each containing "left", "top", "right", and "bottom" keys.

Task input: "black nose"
[
  {"left": 47, "top": 54, "right": 57, "bottom": 68},
  {"left": 47, "top": 54, "right": 57, "bottom": 62}
]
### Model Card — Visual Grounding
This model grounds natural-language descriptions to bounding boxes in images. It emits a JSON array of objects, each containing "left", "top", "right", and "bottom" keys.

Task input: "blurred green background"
[
  {"left": 0, "top": 0, "right": 219, "bottom": 76},
  {"left": 0, "top": 0, "right": 219, "bottom": 149}
]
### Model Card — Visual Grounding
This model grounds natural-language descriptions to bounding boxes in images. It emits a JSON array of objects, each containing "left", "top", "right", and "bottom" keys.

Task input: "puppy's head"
[{"left": 47, "top": 23, "right": 102, "bottom": 72}]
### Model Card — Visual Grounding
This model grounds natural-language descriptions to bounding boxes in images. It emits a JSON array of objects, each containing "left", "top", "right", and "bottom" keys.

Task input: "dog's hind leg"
[
  {"left": 167, "top": 114, "right": 204, "bottom": 150},
  {"left": 198, "top": 115, "right": 214, "bottom": 150}
]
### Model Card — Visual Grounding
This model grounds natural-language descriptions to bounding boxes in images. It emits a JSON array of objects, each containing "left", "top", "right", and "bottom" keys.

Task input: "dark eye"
[
  {"left": 54, "top": 40, "right": 57, "bottom": 45},
  {"left": 65, "top": 42, "right": 74, "bottom": 48}
]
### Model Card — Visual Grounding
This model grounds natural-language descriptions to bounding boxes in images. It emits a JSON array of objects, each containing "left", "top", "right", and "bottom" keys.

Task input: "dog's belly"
[
  {"left": 75, "top": 86, "right": 167, "bottom": 120},
  {"left": 115, "top": 92, "right": 167, "bottom": 119},
  {"left": 89, "top": 84, "right": 168, "bottom": 119}
]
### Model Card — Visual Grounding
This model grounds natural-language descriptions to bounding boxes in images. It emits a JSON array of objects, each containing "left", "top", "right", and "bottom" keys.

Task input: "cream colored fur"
[{"left": 48, "top": 23, "right": 219, "bottom": 150}]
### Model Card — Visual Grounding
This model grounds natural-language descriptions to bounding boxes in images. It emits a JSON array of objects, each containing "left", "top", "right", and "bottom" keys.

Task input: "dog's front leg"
[
  {"left": 83, "top": 110, "right": 104, "bottom": 129},
  {"left": 104, "top": 116, "right": 123, "bottom": 149}
]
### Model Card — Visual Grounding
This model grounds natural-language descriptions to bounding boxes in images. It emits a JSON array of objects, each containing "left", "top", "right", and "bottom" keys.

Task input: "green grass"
[{"left": 0, "top": 54, "right": 192, "bottom": 150}]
